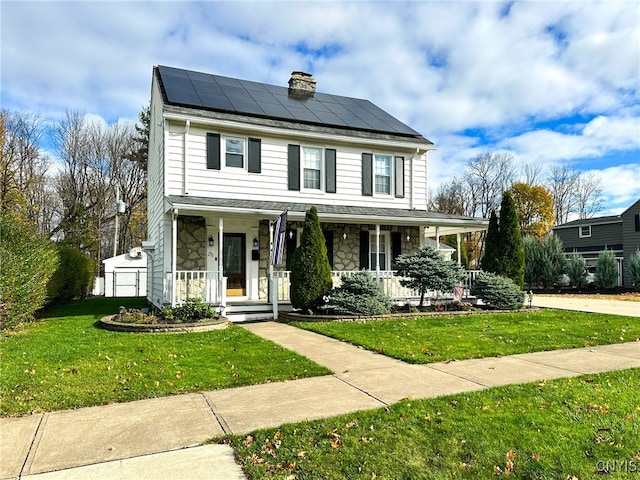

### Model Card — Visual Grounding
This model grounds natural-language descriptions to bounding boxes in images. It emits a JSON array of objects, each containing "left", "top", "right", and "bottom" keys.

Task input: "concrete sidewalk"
[
  {"left": 2, "top": 323, "right": 639, "bottom": 480},
  {"left": 532, "top": 295, "right": 639, "bottom": 317}
]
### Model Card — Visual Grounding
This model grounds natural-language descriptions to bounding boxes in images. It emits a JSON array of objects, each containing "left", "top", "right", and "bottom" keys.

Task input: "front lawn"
[
  {"left": 0, "top": 298, "right": 330, "bottom": 417},
  {"left": 292, "top": 310, "right": 640, "bottom": 364},
  {"left": 230, "top": 368, "right": 640, "bottom": 479}
]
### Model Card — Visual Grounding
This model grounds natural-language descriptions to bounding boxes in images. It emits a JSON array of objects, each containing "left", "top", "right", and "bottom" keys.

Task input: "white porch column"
[
  {"left": 435, "top": 226, "right": 440, "bottom": 251},
  {"left": 375, "top": 224, "right": 381, "bottom": 280},
  {"left": 218, "top": 217, "right": 226, "bottom": 312},
  {"left": 269, "top": 220, "right": 278, "bottom": 319},
  {"left": 171, "top": 209, "right": 178, "bottom": 307},
  {"left": 457, "top": 233, "right": 462, "bottom": 265}
]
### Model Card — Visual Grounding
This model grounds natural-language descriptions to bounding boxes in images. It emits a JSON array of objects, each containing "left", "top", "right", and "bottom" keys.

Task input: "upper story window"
[
  {"left": 374, "top": 154, "right": 392, "bottom": 195},
  {"left": 579, "top": 225, "right": 591, "bottom": 238},
  {"left": 302, "top": 146, "right": 322, "bottom": 190},
  {"left": 225, "top": 137, "right": 245, "bottom": 168}
]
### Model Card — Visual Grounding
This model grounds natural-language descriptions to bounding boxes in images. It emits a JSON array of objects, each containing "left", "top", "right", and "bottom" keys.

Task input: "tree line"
[
  {"left": 0, "top": 107, "right": 149, "bottom": 276},
  {"left": 429, "top": 152, "right": 603, "bottom": 266}
]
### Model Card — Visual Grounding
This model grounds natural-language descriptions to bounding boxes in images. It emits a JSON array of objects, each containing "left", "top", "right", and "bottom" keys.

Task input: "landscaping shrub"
[
  {"left": 480, "top": 210, "right": 500, "bottom": 273},
  {"left": 523, "top": 235, "right": 538, "bottom": 288},
  {"left": 0, "top": 214, "right": 58, "bottom": 330},
  {"left": 566, "top": 252, "right": 588, "bottom": 289},
  {"left": 160, "top": 298, "right": 218, "bottom": 322},
  {"left": 46, "top": 245, "right": 94, "bottom": 305},
  {"left": 289, "top": 206, "right": 332, "bottom": 312},
  {"left": 496, "top": 191, "right": 525, "bottom": 288},
  {"left": 594, "top": 250, "right": 618, "bottom": 289},
  {"left": 471, "top": 272, "right": 525, "bottom": 310},
  {"left": 627, "top": 249, "right": 640, "bottom": 291},
  {"left": 395, "top": 245, "right": 466, "bottom": 307},
  {"left": 536, "top": 235, "right": 566, "bottom": 288},
  {"left": 327, "top": 271, "right": 391, "bottom": 316}
]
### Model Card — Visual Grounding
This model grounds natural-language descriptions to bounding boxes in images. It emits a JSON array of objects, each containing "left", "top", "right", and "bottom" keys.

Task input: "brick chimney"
[{"left": 288, "top": 71, "right": 316, "bottom": 98}]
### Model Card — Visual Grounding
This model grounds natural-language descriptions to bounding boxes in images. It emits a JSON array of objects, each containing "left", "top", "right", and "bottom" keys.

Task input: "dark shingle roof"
[
  {"left": 156, "top": 65, "right": 431, "bottom": 143},
  {"left": 554, "top": 215, "right": 621, "bottom": 229}
]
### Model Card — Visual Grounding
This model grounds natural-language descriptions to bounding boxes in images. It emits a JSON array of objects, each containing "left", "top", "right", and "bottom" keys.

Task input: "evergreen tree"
[
  {"left": 481, "top": 210, "right": 500, "bottom": 273},
  {"left": 595, "top": 250, "right": 618, "bottom": 289},
  {"left": 496, "top": 191, "right": 525, "bottom": 288},
  {"left": 395, "top": 245, "right": 466, "bottom": 306},
  {"left": 289, "top": 206, "right": 332, "bottom": 312},
  {"left": 523, "top": 235, "right": 539, "bottom": 288},
  {"left": 567, "top": 252, "right": 588, "bottom": 289}
]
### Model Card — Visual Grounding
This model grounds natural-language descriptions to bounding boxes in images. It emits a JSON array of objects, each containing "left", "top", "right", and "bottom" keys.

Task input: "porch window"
[
  {"left": 225, "top": 137, "right": 244, "bottom": 168},
  {"left": 369, "top": 232, "right": 389, "bottom": 269},
  {"left": 302, "top": 147, "right": 322, "bottom": 190},
  {"left": 579, "top": 225, "right": 591, "bottom": 238},
  {"left": 374, "top": 154, "right": 392, "bottom": 195}
]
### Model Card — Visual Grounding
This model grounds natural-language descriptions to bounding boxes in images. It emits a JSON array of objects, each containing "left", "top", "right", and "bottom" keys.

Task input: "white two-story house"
[{"left": 145, "top": 65, "right": 487, "bottom": 317}]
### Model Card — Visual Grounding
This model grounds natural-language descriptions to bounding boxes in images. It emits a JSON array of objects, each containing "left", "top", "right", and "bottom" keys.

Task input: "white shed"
[{"left": 102, "top": 248, "right": 148, "bottom": 297}]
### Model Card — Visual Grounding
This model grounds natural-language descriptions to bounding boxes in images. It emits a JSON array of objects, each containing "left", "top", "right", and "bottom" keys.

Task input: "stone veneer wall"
[{"left": 176, "top": 216, "right": 206, "bottom": 271}]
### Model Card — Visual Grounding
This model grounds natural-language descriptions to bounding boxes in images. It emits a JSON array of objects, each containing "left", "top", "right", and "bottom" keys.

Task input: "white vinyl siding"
[{"left": 164, "top": 126, "right": 427, "bottom": 210}]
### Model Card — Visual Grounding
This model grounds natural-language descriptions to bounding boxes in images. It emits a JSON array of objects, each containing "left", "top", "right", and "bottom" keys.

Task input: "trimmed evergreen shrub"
[
  {"left": 471, "top": 272, "right": 525, "bottom": 310},
  {"left": 395, "top": 245, "right": 466, "bottom": 306},
  {"left": 480, "top": 210, "right": 500, "bottom": 273},
  {"left": 47, "top": 246, "right": 94, "bottom": 305},
  {"left": 595, "top": 250, "right": 618, "bottom": 289},
  {"left": 627, "top": 249, "right": 640, "bottom": 291},
  {"left": 327, "top": 272, "right": 391, "bottom": 316},
  {"left": 289, "top": 206, "right": 333, "bottom": 312},
  {"left": 0, "top": 214, "right": 58, "bottom": 330},
  {"left": 497, "top": 191, "right": 525, "bottom": 288},
  {"left": 537, "top": 235, "right": 566, "bottom": 288},
  {"left": 566, "top": 252, "right": 588, "bottom": 289},
  {"left": 523, "top": 236, "right": 539, "bottom": 289}
]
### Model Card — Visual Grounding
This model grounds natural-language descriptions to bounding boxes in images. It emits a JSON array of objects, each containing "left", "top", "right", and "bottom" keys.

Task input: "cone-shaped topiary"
[
  {"left": 481, "top": 210, "right": 500, "bottom": 273},
  {"left": 289, "top": 206, "right": 333, "bottom": 312},
  {"left": 496, "top": 191, "right": 525, "bottom": 288}
]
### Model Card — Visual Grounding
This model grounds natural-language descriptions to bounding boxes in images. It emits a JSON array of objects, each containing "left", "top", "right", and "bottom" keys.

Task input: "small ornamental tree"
[
  {"left": 627, "top": 249, "right": 640, "bottom": 291},
  {"left": 395, "top": 245, "right": 466, "bottom": 307},
  {"left": 566, "top": 252, "right": 588, "bottom": 289},
  {"left": 289, "top": 206, "right": 332, "bottom": 312},
  {"left": 328, "top": 271, "right": 391, "bottom": 316},
  {"left": 481, "top": 210, "right": 500, "bottom": 273},
  {"left": 595, "top": 250, "right": 618, "bottom": 289},
  {"left": 537, "top": 235, "right": 566, "bottom": 289}
]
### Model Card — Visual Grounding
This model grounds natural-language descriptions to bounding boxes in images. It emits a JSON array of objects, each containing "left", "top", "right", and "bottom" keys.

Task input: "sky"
[{"left": 2, "top": 0, "right": 639, "bottom": 216}]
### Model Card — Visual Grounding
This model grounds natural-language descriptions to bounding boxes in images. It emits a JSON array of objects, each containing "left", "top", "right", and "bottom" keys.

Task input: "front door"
[{"left": 223, "top": 233, "right": 246, "bottom": 296}]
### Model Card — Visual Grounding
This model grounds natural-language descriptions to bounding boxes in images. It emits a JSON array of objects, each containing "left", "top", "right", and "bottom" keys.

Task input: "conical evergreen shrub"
[{"left": 289, "top": 206, "right": 333, "bottom": 312}]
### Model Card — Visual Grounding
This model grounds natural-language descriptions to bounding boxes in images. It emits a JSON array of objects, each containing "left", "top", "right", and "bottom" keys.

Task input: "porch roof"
[{"left": 166, "top": 195, "right": 488, "bottom": 236}]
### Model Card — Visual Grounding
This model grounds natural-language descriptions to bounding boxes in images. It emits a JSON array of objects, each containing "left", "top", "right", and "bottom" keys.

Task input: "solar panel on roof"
[{"left": 157, "top": 65, "right": 422, "bottom": 137}]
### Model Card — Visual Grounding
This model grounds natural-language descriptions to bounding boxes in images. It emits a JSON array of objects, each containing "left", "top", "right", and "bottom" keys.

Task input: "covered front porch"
[{"left": 160, "top": 196, "right": 488, "bottom": 315}]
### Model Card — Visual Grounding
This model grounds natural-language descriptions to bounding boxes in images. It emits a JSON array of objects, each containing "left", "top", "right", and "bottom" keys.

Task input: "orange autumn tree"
[{"left": 510, "top": 182, "right": 555, "bottom": 239}]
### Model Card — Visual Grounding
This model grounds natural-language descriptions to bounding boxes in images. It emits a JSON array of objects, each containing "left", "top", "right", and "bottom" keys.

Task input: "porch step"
[{"left": 223, "top": 302, "right": 293, "bottom": 323}]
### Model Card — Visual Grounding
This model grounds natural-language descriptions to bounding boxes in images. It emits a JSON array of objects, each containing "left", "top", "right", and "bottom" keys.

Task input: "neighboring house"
[
  {"left": 102, "top": 248, "right": 148, "bottom": 297},
  {"left": 553, "top": 199, "right": 640, "bottom": 287},
  {"left": 145, "top": 65, "right": 488, "bottom": 317}
]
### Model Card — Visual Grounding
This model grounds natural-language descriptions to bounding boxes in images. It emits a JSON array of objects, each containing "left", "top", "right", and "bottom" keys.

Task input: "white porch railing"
[
  {"left": 273, "top": 270, "right": 482, "bottom": 302},
  {"left": 168, "top": 271, "right": 225, "bottom": 305}
]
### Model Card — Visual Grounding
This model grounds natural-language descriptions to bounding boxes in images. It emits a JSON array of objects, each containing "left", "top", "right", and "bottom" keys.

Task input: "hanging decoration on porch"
[{"left": 271, "top": 210, "right": 288, "bottom": 265}]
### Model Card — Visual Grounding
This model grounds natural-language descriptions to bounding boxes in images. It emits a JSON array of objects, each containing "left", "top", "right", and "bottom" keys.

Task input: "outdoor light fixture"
[
  {"left": 208, "top": 236, "right": 214, "bottom": 247},
  {"left": 253, "top": 237, "right": 259, "bottom": 248},
  {"left": 406, "top": 234, "right": 411, "bottom": 243},
  {"left": 289, "top": 230, "right": 294, "bottom": 239},
  {"left": 342, "top": 232, "right": 347, "bottom": 240}
]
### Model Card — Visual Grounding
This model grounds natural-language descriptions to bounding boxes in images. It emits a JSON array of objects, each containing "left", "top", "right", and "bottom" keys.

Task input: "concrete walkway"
[
  {"left": 2, "top": 322, "right": 639, "bottom": 480},
  {"left": 532, "top": 295, "right": 639, "bottom": 317}
]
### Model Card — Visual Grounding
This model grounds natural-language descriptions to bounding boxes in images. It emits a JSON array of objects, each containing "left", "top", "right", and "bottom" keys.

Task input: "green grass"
[
  {"left": 292, "top": 310, "right": 640, "bottom": 364},
  {"left": 230, "top": 368, "right": 640, "bottom": 479},
  {"left": 0, "top": 298, "right": 330, "bottom": 417}
]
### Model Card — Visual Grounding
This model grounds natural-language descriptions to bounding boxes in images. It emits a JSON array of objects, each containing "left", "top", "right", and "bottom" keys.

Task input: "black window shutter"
[
  {"left": 248, "top": 137, "right": 261, "bottom": 173},
  {"left": 206, "top": 133, "right": 221, "bottom": 170},
  {"left": 323, "top": 230, "right": 334, "bottom": 269},
  {"left": 395, "top": 156, "right": 405, "bottom": 198},
  {"left": 288, "top": 144, "right": 300, "bottom": 191},
  {"left": 286, "top": 229, "right": 297, "bottom": 270},
  {"left": 391, "top": 232, "right": 402, "bottom": 269},
  {"left": 325, "top": 148, "right": 336, "bottom": 193},
  {"left": 359, "top": 230, "right": 369, "bottom": 269},
  {"left": 362, "top": 153, "right": 372, "bottom": 196},
  {"left": 635, "top": 214, "right": 640, "bottom": 232}
]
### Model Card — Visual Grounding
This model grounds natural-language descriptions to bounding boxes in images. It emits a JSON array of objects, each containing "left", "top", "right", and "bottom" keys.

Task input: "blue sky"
[{"left": 3, "top": 0, "right": 639, "bottom": 215}]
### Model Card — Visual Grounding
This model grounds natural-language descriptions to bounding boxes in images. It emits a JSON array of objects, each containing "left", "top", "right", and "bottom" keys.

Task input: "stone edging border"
[
  {"left": 99, "top": 315, "right": 231, "bottom": 333},
  {"left": 279, "top": 308, "right": 540, "bottom": 323}
]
